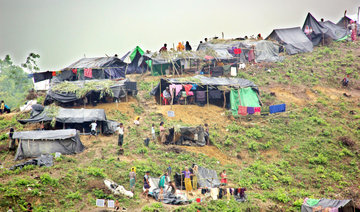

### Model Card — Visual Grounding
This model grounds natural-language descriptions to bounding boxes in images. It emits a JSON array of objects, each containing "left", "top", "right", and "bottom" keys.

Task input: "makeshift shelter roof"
[
  {"left": 19, "top": 107, "right": 107, "bottom": 124},
  {"left": 301, "top": 198, "right": 355, "bottom": 212},
  {"left": 197, "top": 40, "right": 281, "bottom": 62},
  {"left": 13, "top": 129, "right": 84, "bottom": 160},
  {"left": 44, "top": 79, "right": 128, "bottom": 105},
  {"left": 320, "top": 21, "right": 348, "bottom": 40},
  {"left": 64, "top": 56, "right": 126, "bottom": 69},
  {"left": 336, "top": 16, "right": 352, "bottom": 28},
  {"left": 13, "top": 129, "right": 79, "bottom": 140},
  {"left": 121, "top": 46, "right": 151, "bottom": 74},
  {"left": 150, "top": 75, "right": 259, "bottom": 96},
  {"left": 302, "top": 13, "right": 330, "bottom": 46},
  {"left": 266, "top": 27, "right": 313, "bottom": 55}
]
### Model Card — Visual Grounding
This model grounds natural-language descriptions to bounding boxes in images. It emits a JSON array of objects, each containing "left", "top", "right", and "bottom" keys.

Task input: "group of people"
[{"left": 159, "top": 41, "right": 192, "bottom": 53}]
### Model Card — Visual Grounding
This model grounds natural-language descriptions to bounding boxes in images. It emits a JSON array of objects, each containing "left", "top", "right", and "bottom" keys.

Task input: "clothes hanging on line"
[
  {"left": 84, "top": 68, "right": 93, "bottom": 78},
  {"left": 183, "top": 84, "right": 193, "bottom": 96},
  {"left": 269, "top": 104, "right": 286, "bottom": 114},
  {"left": 254, "top": 107, "right": 261, "bottom": 113},
  {"left": 238, "top": 106, "right": 247, "bottom": 116},
  {"left": 247, "top": 107, "right": 255, "bottom": 114},
  {"left": 169, "top": 84, "right": 183, "bottom": 97}
]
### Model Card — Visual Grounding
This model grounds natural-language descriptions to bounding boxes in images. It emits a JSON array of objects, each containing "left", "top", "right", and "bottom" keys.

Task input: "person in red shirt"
[
  {"left": 159, "top": 44, "right": 167, "bottom": 53},
  {"left": 220, "top": 170, "right": 228, "bottom": 185}
]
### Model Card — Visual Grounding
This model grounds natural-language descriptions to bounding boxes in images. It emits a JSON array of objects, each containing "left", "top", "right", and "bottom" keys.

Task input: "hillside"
[{"left": 0, "top": 41, "right": 359, "bottom": 212}]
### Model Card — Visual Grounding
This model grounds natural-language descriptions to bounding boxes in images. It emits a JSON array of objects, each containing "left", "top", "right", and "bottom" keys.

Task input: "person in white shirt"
[
  {"left": 134, "top": 116, "right": 140, "bottom": 126},
  {"left": 89, "top": 121, "right": 97, "bottom": 137},
  {"left": 116, "top": 123, "right": 124, "bottom": 147},
  {"left": 151, "top": 124, "right": 155, "bottom": 140}
]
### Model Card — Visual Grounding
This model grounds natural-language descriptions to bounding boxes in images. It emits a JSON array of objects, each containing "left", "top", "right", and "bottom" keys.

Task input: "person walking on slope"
[
  {"left": 142, "top": 171, "right": 151, "bottom": 200},
  {"left": 158, "top": 172, "right": 168, "bottom": 202},
  {"left": 129, "top": 167, "right": 136, "bottom": 194},
  {"left": 89, "top": 121, "right": 97, "bottom": 138}
]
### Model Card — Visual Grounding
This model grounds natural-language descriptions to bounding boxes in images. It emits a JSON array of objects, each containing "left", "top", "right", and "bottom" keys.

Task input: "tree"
[{"left": 0, "top": 54, "right": 38, "bottom": 108}]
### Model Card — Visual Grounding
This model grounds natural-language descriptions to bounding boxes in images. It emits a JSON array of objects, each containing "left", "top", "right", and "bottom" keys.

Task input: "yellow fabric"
[
  {"left": 192, "top": 176, "right": 197, "bottom": 190},
  {"left": 184, "top": 178, "right": 192, "bottom": 192},
  {"left": 0, "top": 103, "right": 4, "bottom": 110},
  {"left": 177, "top": 42, "right": 185, "bottom": 51},
  {"left": 131, "top": 167, "right": 136, "bottom": 173}
]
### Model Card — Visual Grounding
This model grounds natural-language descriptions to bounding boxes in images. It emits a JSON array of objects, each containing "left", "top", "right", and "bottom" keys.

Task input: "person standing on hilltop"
[
  {"left": 0, "top": 100, "right": 5, "bottom": 114},
  {"left": 159, "top": 44, "right": 167, "bottom": 53},
  {"left": 185, "top": 41, "right": 192, "bottom": 51},
  {"left": 177, "top": 42, "right": 185, "bottom": 51}
]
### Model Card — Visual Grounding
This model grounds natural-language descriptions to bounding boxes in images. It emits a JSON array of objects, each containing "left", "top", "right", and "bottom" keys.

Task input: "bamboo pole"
[
  {"left": 207, "top": 85, "right": 209, "bottom": 108},
  {"left": 159, "top": 79, "right": 162, "bottom": 106},
  {"left": 223, "top": 90, "right": 226, "bottom": 108}
]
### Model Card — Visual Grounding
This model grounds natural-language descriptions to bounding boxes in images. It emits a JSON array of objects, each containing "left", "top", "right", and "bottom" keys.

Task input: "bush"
[
  {"left": 246, "top": 128, "right": 264, "bottom": 139},
  {"left": 40, "top": 174, "right": 59, "bottom": 187},
  {"left": 308, "top": 153, "right": 328, "bottom": 165},
  {"left": 66, "top": 191, "right": 81, "bottom": 200},
  {"left": 86, "top": 167, "right": 106, "bottom": 178}
]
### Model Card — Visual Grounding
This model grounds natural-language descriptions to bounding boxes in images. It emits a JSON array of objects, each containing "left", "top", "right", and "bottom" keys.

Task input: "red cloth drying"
[
  {"left": 84, "top": 68, "right": 92, "bottom": 78},
  {"left": 183, "top": 84, "right": 193, "bottom": 95},
  {"left": 254, "top": 107, "right": 261, "bottom": 113},
  {"left": 238, "top": 106, "right": 247, "bottom": 116},
  {"left": 234, "top": 48, "right": 242, "bottom": 55}
]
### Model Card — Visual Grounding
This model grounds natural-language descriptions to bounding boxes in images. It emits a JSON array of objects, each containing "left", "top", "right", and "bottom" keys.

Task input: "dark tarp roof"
[
  {"left": 150, "top": 75, "right": 258, "bottom": 96},
  {"left": 122, "top": 46, "right": 151, "bottom": 74},
  {"left": 302, "top": 13, "right": 330, "bottom": 46},
  {"left": 266, "top": 27, "right": 313, "bottom": 55},
  {"left": 175, "top": 126, "right": 206, "bottom": 146},
  {"left": 336, "top": 16, "right": 352, "bottom": 28},
  {"left": 320, "top": 21, "right": 348, "bottom": 40},
  {"left": 44, "top": 79, "right": 128, "bottom": 105},
  {"left": 14, "top": 129, "right": 85, "bottom": 160},
  {"left": 19, "top": 107, "right": 106, "bottom": 124},
  {"left": 301, "top": 199, "right": 354, "bottom": 212}
]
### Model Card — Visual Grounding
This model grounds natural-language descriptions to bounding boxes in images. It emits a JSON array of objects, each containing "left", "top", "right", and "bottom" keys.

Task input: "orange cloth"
[{"left": 177, "top": 42, "right": 185, "bottom": 51}]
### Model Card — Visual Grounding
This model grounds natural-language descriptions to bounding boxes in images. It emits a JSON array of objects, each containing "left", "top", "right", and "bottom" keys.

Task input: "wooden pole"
[
  {"left": 159, "top": 79, "right": 162, "bottom": 106},
  {"left": 223, "top": 90, "right": 226, "bottom": 108},
  {"left": 207, "top": 85, "right": 209, "bottom": 108}
]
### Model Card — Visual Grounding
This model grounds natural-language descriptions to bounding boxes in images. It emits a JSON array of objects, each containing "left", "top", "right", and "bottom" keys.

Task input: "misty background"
[{"left": 0, "top": 0, "right": 359, "bottom": 71}]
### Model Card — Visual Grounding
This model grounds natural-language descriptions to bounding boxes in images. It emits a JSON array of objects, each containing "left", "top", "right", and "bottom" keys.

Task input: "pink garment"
[
  {"left": 254, "top": 107, "right": 261, "bottom": 113},
  {"left": 238, "top": 106, "right": 247, "bottom": 116},
  {"left": 188, "top": 91, "right": 194, "bottom": 96},
  {"left": 183, "top": 84, "right": 193, "bottom": 96},
  {"left": 351, "top": 28, "right": 357, "bottom": 41},
  {"left": 169, "top": 84, "right": 183, "bottom": 97},
  {"left": 248, "top": 49, "right": 255, "bottom": 62},
  {"left": 84, "top": 68, "right": 93, "bottom": 78}
]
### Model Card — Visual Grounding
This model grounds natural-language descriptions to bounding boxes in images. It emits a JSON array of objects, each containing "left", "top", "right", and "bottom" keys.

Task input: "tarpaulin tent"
[
  {"left": 145, "top": 177, "right": 188, "bottom": 205},
  {"left": 44, "top": 79, "right": 129, "bottom": 106},
  {"left": 121, "top": 46, "right": 151, "bottom": 74},
  {"left": 302, "top": 13, "right": 330, "bottom": 46},
  {"left": 266, "top": 27, "right": 313, "bottom": 55},
  {"left": 174, "top": 165, "right": 221, "bottom": 189},
  {"left": 197, "top": 40, "right": 281, "bottom": 63},
  {"left": 18, "top": 107, "right": 117, "bottom": 134},
  {"left": 230, "top": 87, "right": 261, "bottom": 116},
  {"left": 301, "top": 198, "right": 356, "bottom": 212},
  {"left": 173, "top": 126, "right": 206, "bottom": 146},
  {"left": 337, "top": 15, "right": 360, "bottom": 35},
  {"left": 13, "top": 129, "right": 84, "bottom": 160},
  {"left": 320, "top": 20, "right": 349, "bottom": 40},
  {"left": 53, "top": 56, "right": 127, "bottom": 82}
]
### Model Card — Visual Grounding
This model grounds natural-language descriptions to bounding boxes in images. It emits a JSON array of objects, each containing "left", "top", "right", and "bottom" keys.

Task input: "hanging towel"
[
  {"left": 247, "top": 107, "right": 255, "bottom": 114},
  {"left": 254, "top": 107, "right": 261, "bottom": 113},
  {"left": 269, "top": 104, "right": 286, "bottom": 114},
  {"left": 196, "top": 91, "right": 206, "bottom": 102},
  {"left": 169, "top": 84, "right": 183, "bottom": 97},
  {"left": 84, "top": 68, "right": 93, "bottom": 78},
  {"left": 72, "top": 68, "right": 77, "bottom": 74},
  {"left": 238, "top": 106, "right": 247, "bottom": 116},
  {"left": 52, "top": 71, "right": 56, "bottom": 76},
  {"left": 183, "top": 84, "right": 193, "bottom": 95}
]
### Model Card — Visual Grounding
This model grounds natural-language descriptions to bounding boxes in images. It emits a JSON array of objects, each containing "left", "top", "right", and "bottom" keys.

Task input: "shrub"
[
  {"left": 248, "top": 141, "right": 258, "bottom": 152},
  {"left": 246, "top": 128, "right": 264, "bottom": 139},
  {"left": 66, "top": 191, "right": 81, "bottom": 200},
  {"left": 308, "top": 153, "right": 328, "bottom": 165},
  {"left": 86, "top": 167, "right": 106, "bottom": 178},
  {"left": 40, "top": 174, "right": 59, "bottom": 187}
]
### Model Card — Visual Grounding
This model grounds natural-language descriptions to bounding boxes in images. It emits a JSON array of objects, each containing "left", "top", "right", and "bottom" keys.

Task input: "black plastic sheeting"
[
  {"left": 10, "top": 154, "right": 53, "bottom": 170},
  {"left": 174, "top": 126, "right": 206, "bottom": 146},
  {"left": 125, "top": 51, "right": 151, "bottom": 74},
  {"left": 13, "top": 129, "right": 85, "bottom": 160},
  {"left": 302, "top": 13, "right": 330, "bottom": 46},
  {"left": 150, "top": 75, "right": 258, "bottom": 96},
  {"left": 266, "top": 27, "right": 313, "bottom": 55},
  {"left": 174, "top": 165, "right": 220, "bottom": 189}
]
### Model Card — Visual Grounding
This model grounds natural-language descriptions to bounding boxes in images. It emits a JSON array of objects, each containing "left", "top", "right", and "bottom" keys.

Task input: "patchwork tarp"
[
  {"left": 197, "top": 40, "right": 281, "bottom": 63},
  {"left": 175, "top": 126, "right": 206, "bottom": 146},
  {"left": 13, "top": 129, "right": 84, "bottom": 160},
  {"left": 122, "top": 46, "right": 151, "bottom": 74},
  {"left": 230, "top": 88, "right": 261, "bottom": 115},
  {"left": 266, "top": 27, "right": 313, "bottom": 55},
  {"left": 55, "top": 56, "right": 126, "bottom": 80},
  {"left": 301, "top": 198, "right": 355, "bottom": 212},
  {"left": 302, "top": 13, "right": 330, "bottom": 46},
  {"left": 146, "top": 177, "right": 188, "bottom": 205},
  {"left": 320, "top": 21, "right": 348, "bottom": 40},
  {"left": 44, "top": 79, "right": 128, "bottom": 105}
]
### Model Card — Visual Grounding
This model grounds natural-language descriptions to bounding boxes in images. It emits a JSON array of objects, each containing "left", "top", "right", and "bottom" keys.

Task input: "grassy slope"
[{"left": 0, "top": 41, "right": 359, "bottom": 212}]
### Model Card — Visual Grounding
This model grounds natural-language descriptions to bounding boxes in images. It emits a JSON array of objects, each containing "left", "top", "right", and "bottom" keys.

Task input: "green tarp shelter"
[{"left": 230, "top": 87, "right": 261, "bottom": 115}]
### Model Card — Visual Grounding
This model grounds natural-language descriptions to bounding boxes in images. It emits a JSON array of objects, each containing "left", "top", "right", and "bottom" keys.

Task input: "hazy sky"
[{"left": 0, "top": 0, "right": 359, "bottom": 71}]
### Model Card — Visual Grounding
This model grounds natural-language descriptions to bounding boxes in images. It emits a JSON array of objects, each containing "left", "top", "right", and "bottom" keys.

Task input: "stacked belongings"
[{"left": 173, "top": 126, "right": 206, "bottom": 146}]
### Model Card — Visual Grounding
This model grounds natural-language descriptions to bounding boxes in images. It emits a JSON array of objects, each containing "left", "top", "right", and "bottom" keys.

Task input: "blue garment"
[
  {"left": 4, "top": 105, "right": 10, "bottom": 109},
  {"left": 269, "top": 104, "right": 286, "bottom": 114},
  {"left": 191, "top": 84, "right": 198, "bottom": 90}
]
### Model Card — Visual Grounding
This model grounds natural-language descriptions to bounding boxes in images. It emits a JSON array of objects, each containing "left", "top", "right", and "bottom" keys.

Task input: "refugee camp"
[{"left": 0, "top": 0, "right": 360, "bottom": 211}]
